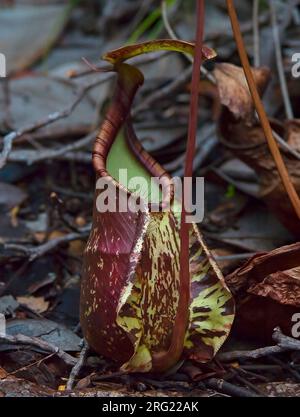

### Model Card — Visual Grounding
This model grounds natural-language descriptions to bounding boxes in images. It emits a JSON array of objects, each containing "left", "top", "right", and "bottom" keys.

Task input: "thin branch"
[
  {"left": 253, "top": 0, "right": 260, "bottom": 67},
  {"left": 67, "top": 340, "right": 89, "bottom": 390},
  {"left": 226, "top": 0, "right": 300, "bottom": 219},
  {"left": 219, "top": 327, "right": 300, "bottom": 362},
  {"left": 0, "top": 77, "right": 111, "bottom": 169},
  {"left": 124, "top": 0, "right": 156, "bottom": 39},
  {"left": 9, "top": 130, "right": 97, "bottom": 164},
  {"left": 212, "top": 166, "right": 259, "bottom": 198},
  {"left": 268, "top": 0, "right": 294, "bottom": 119},
  {"left": 132, "top": 65, "right": 193, "bottom": 116},
  {"left": 214, "top": 252, "right": 256, "bottom": 261},
  {"left": 269, "top": 355, "right": 300, "bottom": 382},
  {"left": 273, "top": 327, "right": 300, "bottom": 351},
  {"left": 8, "top": 150, "right": 91, "bottom": 164},
  {"left": 161, "top": 0, "right": 178, "bottom": 43},
  {"left": 218, "top": 345, "right": 285, "bottom": 362},
  {"left": 7, "top": 353, "right": 56, "bottom": 376},
  {"left": 167, "top": 126, "right": 218, "bottom": 177},
  {"left": 272, "top": 128, "right": 300, "bottom": 160},
  {"left": 206, "top": 378, "right": 259, "bottom": 397},
  {"left": 0, "top": 49, "right": 185, "bottom": 167},
  {"left": 4, "top": 226, "right": 90, "bottom": 262},
  {"left": 161, "top": 0, "right": 216, "bottom": 84},
  {"left": 0, "top": 333, "right": 77, "bottom": 367}
]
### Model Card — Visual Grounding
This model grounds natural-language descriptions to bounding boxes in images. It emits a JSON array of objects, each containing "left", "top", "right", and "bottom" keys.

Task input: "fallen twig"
[
  {"left": 269, "top": 355, "right": 300, "bottom": 382},
  {"left": 230, "top": 368, "right": 266, "bottom": 396},
  {"left": 218, "top": 345, "right": 285, "bottom": 362},
  {"left": 253, "top": 0, "right": 260, "bottom": 67},
  {"left": 273, "top": 327, "right": 300, "bottom": 351},
  {"left": 0, "top": 77, "right": 109, "bottom": 169},
  {"left": 67, "top": 340, "right": 89, "bottom": 390},
  {"left": 219, "top": 327, "right": 300, "bottom": 362},
  {"left": 4, "top": 226, "right": 90, "bottom": 261},
  {"left": 268, "top": 0, "right": 294, "bottom": 119},
  {"left": 205, "top": 378, "right": 260, "bottom": 397},
  {"left": 7, "top": 130, "right": 97, "bottom": 165},
  {"left": 0, "top": 334, "right": 77, "bottom": 367},
  {"left": 7, "top": 353, "right": 56, "bottom": 376}
]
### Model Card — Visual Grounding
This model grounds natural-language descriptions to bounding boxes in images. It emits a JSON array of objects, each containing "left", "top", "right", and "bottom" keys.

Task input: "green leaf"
[
  {"left": 226, "top": 184, "right": 236, "bottom": 198},
  {"left": 127, "top": 0, "right": 176, "bottom": 43}
]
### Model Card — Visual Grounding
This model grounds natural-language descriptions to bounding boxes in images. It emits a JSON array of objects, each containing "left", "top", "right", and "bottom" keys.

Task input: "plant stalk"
[
  {"left": 152, "top": 0, "right": 205, "bottom": 372},
  {"left": 226, "top": 0, "right": 300, "bottom": 220}
]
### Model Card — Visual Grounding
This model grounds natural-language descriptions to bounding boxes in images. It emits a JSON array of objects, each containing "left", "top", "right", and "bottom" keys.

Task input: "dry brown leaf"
[
  {"left": 68, "top": 240, "right": 85, "bottom": 257},
  {"left": 9, "top": 206, "right": 20, "bottom": 228},
  {"left": 226, "top": 242, "right": 300, "bottom": 342},
  {"left": 17, "top": 296, "right": 49, "bottom": 314},
  {"left": 48, "top": 230, "right": 65, "bottom": 240},
  {"left": 0, "top": 368, "right": 8, "bottom": 380},
  {"left": 215, "top": 63, "right": 300, "bottom": 236},
  {"left": 75, "top": 216, "right": 86, "bottom": 228},
  {"left": 249, "top": 266, "right": 300, "bottom": 307},
  {"left": 286, "top": 119, "right": 300, "bottom": 152},
  {"left": 214, "top": 63, "right": 270, "bottom": 122}
]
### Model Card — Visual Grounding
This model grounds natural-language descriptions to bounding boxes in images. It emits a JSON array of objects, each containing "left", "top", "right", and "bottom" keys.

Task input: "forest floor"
[{"left": 1, "top": 0, "right": 300, "bottom": 397}]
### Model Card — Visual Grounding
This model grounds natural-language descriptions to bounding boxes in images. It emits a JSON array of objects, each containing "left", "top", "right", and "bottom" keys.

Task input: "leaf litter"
[{"left": 1, "top": 0, "right": 300, "bottom": 397}]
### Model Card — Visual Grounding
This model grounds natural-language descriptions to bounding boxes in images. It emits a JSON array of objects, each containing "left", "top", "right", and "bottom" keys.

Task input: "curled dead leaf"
[
  {"left": 215, "top": 63, "right": 300, "bottom": 236},
  {"left": 214, "top": 63, "right": 270, "bottom": 122},
  {"left": 0, "top": 367, "right": 8, "bottom": 380},
  {"left": 249, "top": 266, "right": 300, "bottom": 307},
  {"left": 226, "top": 242, "right": 300, "bottom": 342}
]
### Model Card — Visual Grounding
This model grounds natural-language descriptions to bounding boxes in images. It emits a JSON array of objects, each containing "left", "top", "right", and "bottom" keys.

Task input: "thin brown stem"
[
  {"left": 161, "top": 0, "right": 216, "bottom": 84},
  {"left": 152, "top": 0, "right": 205, "bottom": 372},
  {"left": 226, "top": 0, "right": 300, "bottom": 219},
  {"left": 67, "top": 340, "right": 89, "bottom": 390},
  {"left": 268, "top": 0, "right": 294, "bottom": 119},
  {"left": 253, "top": 0, "right": 260, "bottom": 67}
]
